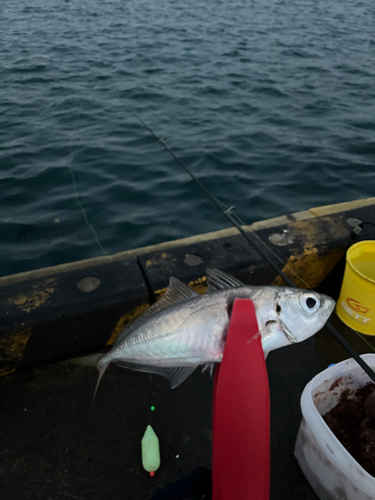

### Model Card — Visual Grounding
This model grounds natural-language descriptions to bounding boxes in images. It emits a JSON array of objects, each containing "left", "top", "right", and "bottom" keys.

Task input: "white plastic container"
[{"left": 295, "top": 354, "right": 375, "bottom": 500}]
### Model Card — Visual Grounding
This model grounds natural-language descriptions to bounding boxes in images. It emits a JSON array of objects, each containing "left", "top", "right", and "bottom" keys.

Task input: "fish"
[{"left": 73, "top": 267, "right": 335, "bottom": 398}]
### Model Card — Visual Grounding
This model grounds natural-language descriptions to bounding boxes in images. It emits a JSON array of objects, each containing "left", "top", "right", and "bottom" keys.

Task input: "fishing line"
[
  {"left": 352, "top": 328, "right": 375, "bottom": 352},
  {"left": 135, "top": 113, "right": 375, "bottom": 384},
  {"left": 64, "top": 107, "right": 111, "bottom": 259},
  {"left": 67, "top": 166, "right": 109, "bottom": 258}
]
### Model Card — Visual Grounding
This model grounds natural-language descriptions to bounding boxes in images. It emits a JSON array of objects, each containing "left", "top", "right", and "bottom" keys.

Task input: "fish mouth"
[
  {"left": 279, "top": 320, "right": 299, "bottom": 344},
  {"left": 265, "top": 319, "right": 298, "bottom": 344}
]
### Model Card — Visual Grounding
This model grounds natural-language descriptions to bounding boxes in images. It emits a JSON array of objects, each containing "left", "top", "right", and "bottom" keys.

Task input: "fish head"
[{"left": 258, "top": 288, "right": 335, "bottom": 352}]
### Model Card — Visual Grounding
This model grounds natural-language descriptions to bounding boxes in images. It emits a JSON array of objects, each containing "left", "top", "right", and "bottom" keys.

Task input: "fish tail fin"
[
  {"left": 69, "top": 353, "right": 104, "bottom": 368},
  {"left": 91, "top": 355, "right": 110, "bottom": 406},
  {"left": 68, "top": 353, "right": 109, "bottom": 405}
]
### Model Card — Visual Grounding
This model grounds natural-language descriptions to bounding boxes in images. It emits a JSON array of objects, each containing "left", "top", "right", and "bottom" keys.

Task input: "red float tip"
[{"left": 150, "top": 471, "right": 155, "bottom": 477}]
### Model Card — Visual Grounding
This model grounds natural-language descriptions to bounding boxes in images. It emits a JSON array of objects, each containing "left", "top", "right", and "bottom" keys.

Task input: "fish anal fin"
[
  {"left": 202, "top": 363, "right": 215, "bottom": 377},
  {"left": 115, "top": 360, "right": 197, "bottom": 389}
]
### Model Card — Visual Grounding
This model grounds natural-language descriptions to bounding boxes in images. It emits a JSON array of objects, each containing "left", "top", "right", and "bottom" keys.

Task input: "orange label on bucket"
[{"left": 347, "top": 298, "right": 369, "bottom": 315}]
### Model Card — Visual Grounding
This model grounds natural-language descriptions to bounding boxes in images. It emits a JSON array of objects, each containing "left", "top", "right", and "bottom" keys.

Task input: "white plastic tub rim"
[{"left": 298, "top": 354, "right": 375, "bottom": 499}]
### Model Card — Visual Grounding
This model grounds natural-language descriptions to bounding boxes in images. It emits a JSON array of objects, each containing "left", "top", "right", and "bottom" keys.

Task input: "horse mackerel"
[{"left": 76, "top": 268, "right": 335, "bottom": 400}]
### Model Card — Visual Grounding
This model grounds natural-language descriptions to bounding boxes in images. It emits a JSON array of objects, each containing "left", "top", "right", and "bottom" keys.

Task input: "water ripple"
[{"left": 1, "top": 0, "right": 375, "bottom": 276}]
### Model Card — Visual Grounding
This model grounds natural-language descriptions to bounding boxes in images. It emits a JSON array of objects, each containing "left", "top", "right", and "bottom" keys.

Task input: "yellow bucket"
[{"left": 337, "top": 240, "right": 375, "bottom": 335}]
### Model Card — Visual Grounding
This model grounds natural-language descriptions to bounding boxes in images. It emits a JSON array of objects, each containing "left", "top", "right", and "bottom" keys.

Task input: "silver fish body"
[{"left": 92, "top": 268, "right": 335, "bottom": 393}]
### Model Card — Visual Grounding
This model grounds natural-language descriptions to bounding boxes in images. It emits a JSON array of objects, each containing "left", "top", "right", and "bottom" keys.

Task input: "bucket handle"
[{"left": 347, "top": 221, "right": 375, "bottom": 248}]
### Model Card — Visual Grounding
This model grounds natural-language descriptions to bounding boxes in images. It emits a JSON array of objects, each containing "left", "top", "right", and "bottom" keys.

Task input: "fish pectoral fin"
[{"left": 115, "top": 360, "right": 197, "bottom": 389}]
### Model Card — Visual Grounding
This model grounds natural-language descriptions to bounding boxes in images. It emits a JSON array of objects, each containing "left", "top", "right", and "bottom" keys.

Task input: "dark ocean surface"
[{"left": 1, "top": 0, "right": 375, "bottom": 277}]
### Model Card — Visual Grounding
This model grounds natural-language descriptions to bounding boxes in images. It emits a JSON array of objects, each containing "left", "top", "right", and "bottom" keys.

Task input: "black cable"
[{"left": 135, "top": 113, "right": 375, "bottom": 384}]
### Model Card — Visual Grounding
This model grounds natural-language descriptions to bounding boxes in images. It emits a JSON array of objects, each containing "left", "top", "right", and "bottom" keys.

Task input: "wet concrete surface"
[{"left": 1, "top": 313, "right": 375, "bottom": 500}]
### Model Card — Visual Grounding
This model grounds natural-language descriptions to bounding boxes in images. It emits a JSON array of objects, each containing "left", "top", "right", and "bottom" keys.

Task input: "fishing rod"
[
  {"left": 135, "top": 113, "right": 375, "bottom": 385},
  {"left": 135, "top": 114, "right": 293, "bottom": 285}
]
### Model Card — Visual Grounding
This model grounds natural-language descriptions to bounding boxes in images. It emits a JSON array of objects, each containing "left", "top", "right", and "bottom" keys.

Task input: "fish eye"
[
  {"left": 306, "top": 297, "right": 316, "bottom": 308},
  {"left": 276, "top": 303, "right": 281, "bottom": 314},
  {"left": 300, "top": 293, "right": 320, "bottom": 313}
]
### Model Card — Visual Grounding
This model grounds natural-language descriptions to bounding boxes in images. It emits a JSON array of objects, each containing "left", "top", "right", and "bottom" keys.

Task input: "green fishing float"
[{"left": 141, "top": 425, "right": 160, "bottom": 474}]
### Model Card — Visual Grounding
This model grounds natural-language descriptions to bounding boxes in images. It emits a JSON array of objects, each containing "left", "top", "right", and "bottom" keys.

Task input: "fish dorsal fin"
[
  {"left": 161, "top": 277, "right": 200, "bottom": 304},
  {"left": 113, "top": 277, "right": 200, "bottom": 346},
  {"left": 115, "top": 360, "right": 197, "bottom": 389},
  {"left": 205, "top": 267, "right": 244, "bottom": 293}
]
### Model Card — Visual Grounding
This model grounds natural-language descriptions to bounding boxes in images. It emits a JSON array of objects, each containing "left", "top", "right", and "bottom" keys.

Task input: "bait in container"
[{"left": 295, "top": 354, "right": 375, "bottom": 500}]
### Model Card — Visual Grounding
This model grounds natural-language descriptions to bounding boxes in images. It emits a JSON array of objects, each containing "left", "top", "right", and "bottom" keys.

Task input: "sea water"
[{"left": 1, "top": 0, "right": 375, "bottom": 276}]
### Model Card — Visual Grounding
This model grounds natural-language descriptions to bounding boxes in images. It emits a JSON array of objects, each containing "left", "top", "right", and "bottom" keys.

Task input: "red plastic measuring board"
[{"left": 212, "top": 298, "right": 270, "bottom": 500}]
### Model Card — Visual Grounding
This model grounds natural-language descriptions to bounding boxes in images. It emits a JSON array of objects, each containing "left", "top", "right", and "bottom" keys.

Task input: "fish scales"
[{"left": 118, "top": 298, "right": 227, "bottom": 363}]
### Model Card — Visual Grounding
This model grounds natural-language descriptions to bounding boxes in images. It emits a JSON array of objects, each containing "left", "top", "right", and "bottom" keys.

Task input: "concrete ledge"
[
  {"left": 1, "top": 197, "right": 375, "bottom": 375},
  {"left": 0, "top": 199, "right": 364, "bottom": 287},
  {"left": 0, "top": 211, "right": 311, "bottom": 287},
  {"left": 310, "top": 197, "right": 375, "bottom": 216}
]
